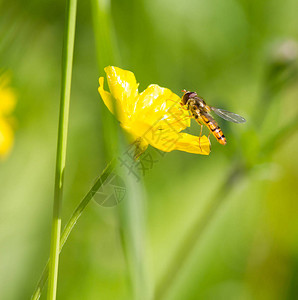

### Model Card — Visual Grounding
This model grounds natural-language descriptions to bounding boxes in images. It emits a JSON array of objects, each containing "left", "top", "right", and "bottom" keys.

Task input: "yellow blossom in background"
[
  {"left": 0, "top": 73, "right": 16, "bottom": 159},
  {"left": 98, "top": 66, "right": 210, "bottom": 156}
]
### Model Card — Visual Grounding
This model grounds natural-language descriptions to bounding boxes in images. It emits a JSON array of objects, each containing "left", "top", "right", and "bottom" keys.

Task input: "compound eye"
[
  {"left": 188, "top": 92, "right": 197, "bottom": 98},
  {"left": 181, "top": 93, "right": 189, "bottom": 105},
  {"left": 181, "top": 91, "right": 197, "bottom": 105}
]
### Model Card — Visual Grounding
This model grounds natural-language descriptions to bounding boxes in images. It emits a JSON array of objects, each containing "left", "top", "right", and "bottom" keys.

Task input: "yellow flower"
[
  {"left": 0, "top": 73, "right": 16, "bottom": 159},
  {"left": 98, "top": 66, "right": 210, "bottom": 156}
]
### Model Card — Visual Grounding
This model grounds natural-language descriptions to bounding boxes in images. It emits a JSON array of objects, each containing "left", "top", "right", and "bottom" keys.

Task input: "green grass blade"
[
  {"left": 47, "top": 0, "right": 77, "bottom": 299},
  {"left": 116, "top": 139, "right": 152, "bottom": 300},
  {"left": 91, "top": 0, "right": 119, "bottom": 70},
  {"left": 91, "top": 0, "right": 120, "bottom": 162}
]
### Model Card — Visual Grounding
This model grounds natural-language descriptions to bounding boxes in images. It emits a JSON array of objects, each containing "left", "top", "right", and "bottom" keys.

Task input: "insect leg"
[
  {"left": 166, "top": 98, "right": 180, "bottom": 105},
  {"left": 207, "top": 131, "right": 211, "bottom": 145},
  {"left": 199, "top": 123, "right": 203, "bottom": 137},
  {"left": 170, "top": 115, "right": 192, "bottom": 126},
  {"left": 194, "top": 119, "right": 204, "bottom": 152},
  {"left": 179, "top": 104, "right": 189, "bottom": 111}
]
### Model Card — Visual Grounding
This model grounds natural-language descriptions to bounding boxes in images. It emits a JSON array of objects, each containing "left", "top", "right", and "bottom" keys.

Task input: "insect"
[{"left": 181, "top": 90, "right": 246, "bottom": 145}]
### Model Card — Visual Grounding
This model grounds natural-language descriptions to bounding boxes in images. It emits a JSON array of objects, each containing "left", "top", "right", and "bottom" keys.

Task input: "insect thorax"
[{"left": 187, "top": 97, "right": 205, "bottom": 111}]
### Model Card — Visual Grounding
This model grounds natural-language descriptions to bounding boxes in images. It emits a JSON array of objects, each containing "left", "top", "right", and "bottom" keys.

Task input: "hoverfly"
[{"left": 181, "top": 90, "right": 246, "bottom": 145}]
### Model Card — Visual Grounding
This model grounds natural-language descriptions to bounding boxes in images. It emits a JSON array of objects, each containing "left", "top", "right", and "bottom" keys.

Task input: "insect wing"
[{"left": 211, "top": 107, "right": 246, "bottom": 123}]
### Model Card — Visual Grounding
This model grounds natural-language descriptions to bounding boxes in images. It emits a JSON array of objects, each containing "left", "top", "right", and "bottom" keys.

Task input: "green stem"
[
  {"left": 47, "top": 0, "right": 77, "bottom": 299},
  {"left": 32, "top": 160, "right": 115, "bottom": 300}
]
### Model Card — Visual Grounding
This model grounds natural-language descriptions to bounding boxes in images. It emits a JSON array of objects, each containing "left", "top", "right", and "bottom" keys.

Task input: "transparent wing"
[{"left": 211, "top": 107, "right": 246, "bottom": 123}]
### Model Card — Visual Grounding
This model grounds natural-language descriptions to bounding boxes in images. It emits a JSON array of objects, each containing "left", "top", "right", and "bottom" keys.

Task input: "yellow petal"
[
  {"left": 0, "top": 74, "right": 16, "bottom": 116},
  {"left": 104, "top": 66, "right": 139, "bottom": 120},
  {"left": 142, "top": 129, "right": 210, "bottom": 155},
  {"left": 0, "top": 118, "right": 14, "bottom": 158},
  {"left": 0, "top": 90, "right": 16, "bottom": 115},
  {"left": 98, "top": 77, "right": 127, "bottom": 124},
  {"left": 169, "top": 133, "right": 210, "bottom": 155},
  {"left": 136, "top": 84, "right": 190, "bottom": 131}
]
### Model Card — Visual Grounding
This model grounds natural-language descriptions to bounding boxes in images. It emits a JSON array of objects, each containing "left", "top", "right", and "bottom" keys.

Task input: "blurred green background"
[{"left": 1, "top": 0, "right": 298, "bottom": 299}]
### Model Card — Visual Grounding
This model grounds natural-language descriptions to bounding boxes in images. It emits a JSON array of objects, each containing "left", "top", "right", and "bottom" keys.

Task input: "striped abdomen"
[{"left": 200, "top": 113, "right": 227, "bottom": 145}]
